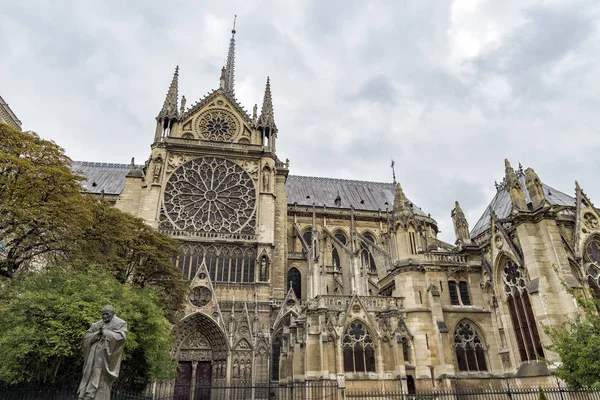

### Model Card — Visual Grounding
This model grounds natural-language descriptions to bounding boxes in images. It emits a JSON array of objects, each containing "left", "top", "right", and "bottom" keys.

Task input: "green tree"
[
  {"left": 538, "top": 387, "right": 547, "bottom": 400},
  {"left": 545, "top": 285, "right": 600, "bottom": 389},
  {"left": 0, "top": 261, "right": 177, "bottom": 390},
  {"left": 75, "top": 198, "right": 186, "bottom": 322},
  {"left": 0, "top": 122, "right": 186, "bottom": 322},
  {"left": 0, "top": 123, "right": 90, "bottom": 277}
]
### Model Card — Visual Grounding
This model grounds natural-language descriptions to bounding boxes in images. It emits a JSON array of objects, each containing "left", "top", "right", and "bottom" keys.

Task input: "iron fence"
[
  {"left": 0, "top": 387, "right": 151, "bottom": 400},
  {"left": 347, "top": 387, "right": 600, "bottom": 400},
  {"left": 150, "top": 381, "right": 340, "bottom": 400},
  {"left": 2, "top": 384, "right": 599, "bottom": 400}
]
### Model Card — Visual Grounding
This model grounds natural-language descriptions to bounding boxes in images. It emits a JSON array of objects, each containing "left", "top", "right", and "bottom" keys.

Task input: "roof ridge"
[
  {"left": 288, "top": 174, "right": 393, "bottom": 187},
  {"left": 73, "top": 161, "right": 143, "bottom": 169}
]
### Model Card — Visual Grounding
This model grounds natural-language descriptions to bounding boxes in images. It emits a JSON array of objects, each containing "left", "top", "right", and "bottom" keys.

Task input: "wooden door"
[
  {"left": 194, "top": 362, "right": 212, "bottom": 400},
  {"left": 174, "top": 362, "right": 192, "bottom": 400}
]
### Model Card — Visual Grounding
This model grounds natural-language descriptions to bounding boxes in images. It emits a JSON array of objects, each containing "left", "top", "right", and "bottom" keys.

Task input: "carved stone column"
[{"left": 190, "top": 361, "right": 198, "bottom": 400}]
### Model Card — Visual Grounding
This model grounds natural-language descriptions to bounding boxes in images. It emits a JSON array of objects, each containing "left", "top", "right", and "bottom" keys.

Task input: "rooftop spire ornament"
[
  {"left": 391, "top": 158, "right": 397, "bottom": 184},
  {"left": 223, "top": 15, "right": 236, "bottom": 94}
]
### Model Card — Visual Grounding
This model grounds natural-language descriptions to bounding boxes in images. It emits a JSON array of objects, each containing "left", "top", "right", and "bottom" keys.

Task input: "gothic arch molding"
[
  {"left": 452, "top": 318, "right": 489, "bottom": 372},
  {"left": 493, "top": 251, "right": 518, "bottom": 289},
  {"left": 174, "top": 312, "right": 229, "bottom": 362}
]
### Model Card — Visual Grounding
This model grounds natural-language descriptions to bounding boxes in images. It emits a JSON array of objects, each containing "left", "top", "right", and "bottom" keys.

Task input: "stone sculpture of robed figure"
[{"left": 78, "top": 306, "right": 128, "bottom": 400}]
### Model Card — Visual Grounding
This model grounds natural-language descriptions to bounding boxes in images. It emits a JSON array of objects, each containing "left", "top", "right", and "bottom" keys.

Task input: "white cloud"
[{"left": 1, "top": 0, "right": 599, "bottom": 243}]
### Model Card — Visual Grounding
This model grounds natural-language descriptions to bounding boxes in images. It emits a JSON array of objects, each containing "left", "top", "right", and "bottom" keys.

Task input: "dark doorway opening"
[{"left": 174, "top": 361, "right": 212, "bottom": 400}]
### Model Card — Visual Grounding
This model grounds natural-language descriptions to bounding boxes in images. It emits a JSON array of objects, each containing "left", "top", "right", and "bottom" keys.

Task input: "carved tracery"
[
  {"left": 195, "top": 109, "right": 239, "bottom": 141},
  {"left": 502, "top": 260, "right": 544, "bottom": 361},
  {"left": 163, "top": 157, "right": 256, "bottom": 234},
  {"left": 343, "top": 322, "right": 376, "bottom": 373},
  {"left": 453, "top": 320, "right": 487, "bottom": 372}
]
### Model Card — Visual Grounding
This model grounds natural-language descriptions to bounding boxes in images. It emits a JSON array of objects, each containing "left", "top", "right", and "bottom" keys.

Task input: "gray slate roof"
[
  {"left": 285, "top": 175, "right": 427, "bottom": 215},
  {"left": 470, "top": 176, "right": 575, "bottom": 238},
  {"left": 71, "top": 161, "right": 428, "bottom": 215},
  {"left": 72, "top": 161, "right": 142, "bottom": 195}
]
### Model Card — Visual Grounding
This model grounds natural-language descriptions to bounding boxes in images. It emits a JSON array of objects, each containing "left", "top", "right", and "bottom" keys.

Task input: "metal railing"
[
  {"left": 2, "top": 384, "right": 599, "bottom": 400},
  {"left": 347, "top": 387, "right": 600, "bottom": 400}
]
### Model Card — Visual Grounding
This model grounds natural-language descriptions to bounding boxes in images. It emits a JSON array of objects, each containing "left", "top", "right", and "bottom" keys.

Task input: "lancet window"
[
  {"left": 401, "top": 337, "right": 410, "bottom": 363},
  {"left": 453, "top": 320, "right": 487, "bottom": 372},
  {"left": 287, "top": 268, "right": 301, "bottom": 299},
  {"left": 360, "top": 233, "right": 377, "bottom": 273},
  {"left": 502, "top": 260, "right": 544, "bottom": 361},
  {"left": 585, "top": 238, "right": 600, "bottom": 300},
  {"left": 448, "top": 280, "right": 471, "bottom": 305},
  {"left": 343, "top": 322, "right": 376, "bottom": 373},
  {"left": 174, "top": 244, "right": 256, "bottom": 283},
  {"left": 332, "top": 231, "right": 347, "bottom": 268}
]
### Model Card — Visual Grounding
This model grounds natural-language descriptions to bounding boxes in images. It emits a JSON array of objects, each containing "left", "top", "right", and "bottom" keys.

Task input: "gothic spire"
[
  {"left": 223, "top": 16, "right": 236, "bottom": 94},
  {"left": 257, "top": 77, "right": 277, "bottom": 132},
  {"left": 157, "top": 65, "right": 179, "bottom": 120}
]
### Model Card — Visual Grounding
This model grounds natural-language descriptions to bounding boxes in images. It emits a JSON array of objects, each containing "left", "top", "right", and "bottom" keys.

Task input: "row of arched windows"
[{"left": 271, "top": 317, "right": 490, "bottom": 379}]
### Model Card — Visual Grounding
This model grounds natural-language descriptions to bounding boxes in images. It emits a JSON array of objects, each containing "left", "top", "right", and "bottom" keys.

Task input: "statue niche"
[{"left": 259, "top": 254, "right": 270, "bottom": 282}]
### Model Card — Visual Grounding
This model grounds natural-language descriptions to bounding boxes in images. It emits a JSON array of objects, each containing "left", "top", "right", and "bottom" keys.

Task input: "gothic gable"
[{"left": 179, "top": 90, "right": 253, "bottom": 143}]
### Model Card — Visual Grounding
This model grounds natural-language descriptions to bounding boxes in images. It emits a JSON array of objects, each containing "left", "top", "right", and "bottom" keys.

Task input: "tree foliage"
[
  {"left": 75, "top": 199, "right": 186, "bottom": 322},
  {"left": 0, "top": 122, "right": 188, "bottom": 389},
  {"left": 0, "top": 262, "right": 177, "bottom": 390},
  {"left": 0, "top": 122, "right": 186, "bottom": 322},
  {"left": 545, "top": 285, "right": 600, "bottom": 389},
  {"left": 0, "top": 123, "right": 89, "bottom": 276}
]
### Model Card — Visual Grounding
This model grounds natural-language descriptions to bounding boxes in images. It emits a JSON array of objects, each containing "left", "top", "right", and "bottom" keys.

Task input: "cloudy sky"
[{"left": 2, "top": 0, "right": 599, "bottom": 243}]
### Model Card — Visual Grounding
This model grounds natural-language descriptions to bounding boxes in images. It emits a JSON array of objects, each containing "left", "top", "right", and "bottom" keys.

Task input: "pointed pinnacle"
[
  {"left": 223, "top": 22, "right": 236, "bottom": 94},
  {"left": 257, "top": 76, "right": 277, "bottom": 131},
  {"left": 157, "top": 66, "right": 179, "bottom": 120}
]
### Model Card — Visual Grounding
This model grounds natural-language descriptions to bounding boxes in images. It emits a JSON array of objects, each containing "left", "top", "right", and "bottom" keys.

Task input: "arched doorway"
[{"left": 174, "top": 313, "right": 229, "bottom": 399}]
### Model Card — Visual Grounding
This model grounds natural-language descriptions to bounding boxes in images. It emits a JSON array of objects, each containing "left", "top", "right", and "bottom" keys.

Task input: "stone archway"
[{"left": 173, "top": 313, "right": 229, "bottom": 399}]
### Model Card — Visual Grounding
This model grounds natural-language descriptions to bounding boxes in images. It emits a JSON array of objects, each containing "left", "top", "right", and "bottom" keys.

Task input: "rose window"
[
  {"left": 163, "top": 157, "right": 256, "bottom": 234},
  {"left": 190, "top": 286, "right": 212, "bottom": 308},
  {"left": 195, "top": 110, "right": 238, "bottom": 141},
  {"left": 585, "top": 238, "right": 600, "bottom": 265}
]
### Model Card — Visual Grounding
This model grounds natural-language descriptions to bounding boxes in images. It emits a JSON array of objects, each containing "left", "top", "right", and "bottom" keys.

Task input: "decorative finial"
[
  {"left": 390, "top": 158, "right": 397, "bottom": 184},
  {"left": 130, "top": 157, "right": 135, "bottom": 168},
  {"left": 223, "top": 18, "right": 237, "bottom": 94}
]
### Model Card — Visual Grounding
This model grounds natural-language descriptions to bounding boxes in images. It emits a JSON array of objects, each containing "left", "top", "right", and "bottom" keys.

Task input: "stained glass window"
[{"left": 343, "top": 322, "right": 376, "bottom": 373}]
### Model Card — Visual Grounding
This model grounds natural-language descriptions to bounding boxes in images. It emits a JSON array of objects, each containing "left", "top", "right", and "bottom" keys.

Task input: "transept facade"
[{"left": 72, "top": 28, "right": 600, "bottom": 394}]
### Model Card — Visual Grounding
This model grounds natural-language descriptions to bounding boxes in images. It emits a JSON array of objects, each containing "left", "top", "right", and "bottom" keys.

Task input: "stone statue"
[
  {"left": 262, "top": 170, "right": 270, "bottom": 191},
  {"left": 78, "top": 306, "right": 128, "bottom": 400},
  {"left": 260, "top": 256, "right": 268, "bottom": 281},
  {"left": 152, "top": 157, "right": 163, "bottom": 184},
  {"left": 180, "top": 95, "right": 186, "bottom": 116}
]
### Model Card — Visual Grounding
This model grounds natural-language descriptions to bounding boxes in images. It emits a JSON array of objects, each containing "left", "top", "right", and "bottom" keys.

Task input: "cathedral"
[{"left": 72, "top": 26, "right": 600, "bottom": 394}]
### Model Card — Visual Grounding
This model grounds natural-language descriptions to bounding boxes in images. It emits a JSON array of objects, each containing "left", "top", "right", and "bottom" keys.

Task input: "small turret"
[
  {"left": 505, "top": 159, "right": 527, "bottom": 210},
  {"left": 451, "top": 201, "right": 471, "bottom": 245},
  {"left": 154, "top": 66, "right": 180, "bottom": 141},
  {"left": 257, "top": 77, "right": 278, "bottom": 151}
]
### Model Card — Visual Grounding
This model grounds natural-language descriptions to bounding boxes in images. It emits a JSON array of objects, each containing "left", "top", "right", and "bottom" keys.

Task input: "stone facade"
[
  {"left": 73, "top": 29, "right": 600, "bottom": 393},
  {"left": 0, "top": 95, "right": 22, "bottom": 131}
]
